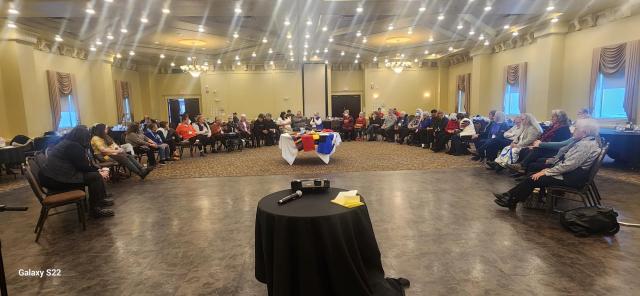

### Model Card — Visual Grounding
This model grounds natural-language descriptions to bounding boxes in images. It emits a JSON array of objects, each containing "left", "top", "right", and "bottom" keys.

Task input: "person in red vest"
[
  {"left": 354, "top": 112, "right": 367, "bottom": 140},
  {"left": 340, "top": 110, "right": 354, "bottom": 141},
  {"left": 176, "top": 114, "right": 205, "bottom": 156}
]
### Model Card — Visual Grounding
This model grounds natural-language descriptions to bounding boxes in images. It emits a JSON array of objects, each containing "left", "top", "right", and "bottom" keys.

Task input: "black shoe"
[
  {"left": 494, "top": 196, "right": 517, "bottom": 210},
  {"left": 395, "top": 277, "right": 411, "bottom": 288},
  {"left": 100, "top": 198, "right": 114, "bottom": 207},
  {"left": 493, "top": 192, "right": 509, "bottom": 202},
  {"left": 494, "top": 165, "right": 505, "bottom": 173},
  {"left": 140, "top": 168, "right": 152, "bottom": 180},
  {"left": 510, "top": 172, "right": 525, "bottom": 178},
  {"left": 514, "top": 176, "right": 526, "bottom": 182},
  {"left": 106, "top": 193, "right": 114, "bottom": 198},
  {"left": 91, "top": 208, "right": 115, "bottom": 218},
  {"left": 486, "top": 161, "right": 497, "bottom": 170},
  {"left": 471, "top": 155, "right": 481, "bottom": 161},
  {"left": 200, "top": 151, "right": 206, "bottom": 156}
]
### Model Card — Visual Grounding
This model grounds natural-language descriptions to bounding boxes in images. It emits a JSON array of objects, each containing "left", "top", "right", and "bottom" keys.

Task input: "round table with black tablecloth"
[
  {"left": 255, "top": 188, "right": 406, "bottom": 296},
  {"left": 599, "top": 128, "right": 640, "bottom": 168},
  {"left": 0, "top": 146, "right": 26, "bottom": 175}
]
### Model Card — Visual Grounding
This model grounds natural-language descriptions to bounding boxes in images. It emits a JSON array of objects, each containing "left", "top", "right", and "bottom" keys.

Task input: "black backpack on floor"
[{"left": 560, "top": 207, "right": 620, "bottom": 237}]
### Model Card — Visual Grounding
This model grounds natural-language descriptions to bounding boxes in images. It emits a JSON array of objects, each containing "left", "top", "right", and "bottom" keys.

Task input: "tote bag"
[{"left": 495, "top": 146, "right": 521, "bottom": 166}]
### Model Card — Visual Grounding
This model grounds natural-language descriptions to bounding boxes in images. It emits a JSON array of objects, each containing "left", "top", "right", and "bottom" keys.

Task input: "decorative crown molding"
[{"left": 35, "top": 38, "right": 89, "bottom": 60}]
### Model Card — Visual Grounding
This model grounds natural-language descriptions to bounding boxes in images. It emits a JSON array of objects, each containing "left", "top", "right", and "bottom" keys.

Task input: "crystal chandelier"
[
  {"left": 180, "top": 57, "right": 209, "bottom": 78},
  {"left": 385, "top": 60, "right": 412, "bottom": 74}
]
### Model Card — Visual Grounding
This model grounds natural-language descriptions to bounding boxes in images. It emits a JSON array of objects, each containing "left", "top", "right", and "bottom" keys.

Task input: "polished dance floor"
[{"left": 1, "top": 168, "right": 639, "bottom": 295}]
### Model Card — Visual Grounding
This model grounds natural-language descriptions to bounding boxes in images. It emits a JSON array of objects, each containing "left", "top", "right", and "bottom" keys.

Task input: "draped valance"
[
  {"left": 46, "top": 70, "right": 80, "bottom": 129},
  {"left": 114, "top": 80, "right": 133, "bottom": 123},
  {"left": 503, "top": 62, "right": 528, "bottom": 113}
]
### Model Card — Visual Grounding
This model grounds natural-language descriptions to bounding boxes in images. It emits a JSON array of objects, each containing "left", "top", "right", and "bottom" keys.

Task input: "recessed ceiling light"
[
  {"left": 362, "top": 37, "right": 367, "bottom": 44},
  {"left": 414, "top": 58, "right": 418, "bottom": 63},
  {"left": 85, "top": 8, "right": 96, "bottom": 14},
  {"left": 354, "top": 59, "right": 358, "bottom": 64},
  {"left": 479, "top": 34, "right": 485, "bottom": 40},
  {"left": 384, "top": 58, "right": 389, "bottom": 63},
  {"left": 400, "top": 53, "right": 405, "bottom": 58},
  {"left": 388, "top": 24, "right": 394, "bottom": 31},
  {"left": 424, "top": 50, "right": 429, "bottom": 54},
  {"left": 237, "top": 61, "right": 241, "bottom": 65},
  {"left": 262, "top": 37, "right": 268, "bottom": 43},
  {"left": 120, "top": 28, "right": 128, "bottom": 33},
  {"left": 448, "top": 46, "right": 454, "bottom": 51},
  {"left": 252, "top": 52, "right": 256, "bottom": 57},
  {"left": 54, "top": 35, "right": 63, "bottom": 42},
  {"left": 469, "top": 30, "right": 475, "bottom": 35},
  {"left": 373, "top": 56, "right": 377, "bottom": 61},
  {"left": 288, "top": 44, "right": 293, "bottom": 49},
  {"left": 187, "top": 57, "right": 192, "bottom": 61},
  {"left": 356, "top": 6, "right": 363, "bottom": 13},
  {"left": 315, "top": 49, "right": 320, "bottom": 54},
  {"left": 340, "top": 51, "right": 345, "bottom": 56},
  {"left": 233, "top": 32, "right": 239, "bottom": 38},
  {"left": 512, "top": 31, "right": 519, "bottom": 36},
  {"left": 198, "top": 25, "right": 205, "bottom": 32},
  {"left": 270, "top": 61, "right": 274, "bottom": 65},
  {"left": 304, "top": 43, "right": 308, "bottom": 48},
  {"left": 140, "top": 17, "right": 149, "bottom": 23},
  {"left": 356, "top": 31, "right": 362, "bottom": 37},
  {"left": 286, "top": 32, "right": 292, "bottom": 39},
  {"left": 428, "top": 36, "right": 434, "bottom": 42},
  {"left": 306, "top": 19, "right": 312, "bottom": 26},
  {"left": 95, "top": 39, "right": 103, "bottom": 45},
  {"left": 235, "top": 55, "right": 240, "bottom": 60},
  {"left": 217, "top": 59, "right": 222, "bottom": 64},
  {"left": 546, "top": 5, "right": 555, "bottom": 11},
  {"left": 324, "top": 48, "right": 328, "bottom": 53},
  {"left": 7, "top": 22, "right": 16, "bottom": 28},
  {"left": 162, "top": 8, "right": 170, "bottom": 14},
  {"left": 8, "top": 8, "right": 19, "bottom": 15},
  {"left": 356, "top": 53, "right": 360, "bottom": 58},
  {"left": 170, "top": 62, "right": 175, "bottom": 67},
  {"left": 484, "top": 40, "right": 490, "bottom": 46},
  {"left": 322, "top": 26, "right": 328, "bottom": 32},
  {"left": 419, "top": 6, "right": 426, "bottom": 12},
  {"left": 268, "top": 48, "right": 273, "bottom": 54},
  {"left": 106, "top": 34, "right": 114, "bottom": 40},
  {"left": 289, "top": 51, "right": 294, "bottom": 56},
  {"left": 160, "top": 54, "right": 165, "bottom": 59},
  {"left": 457, "top": 23, "right": 464, "bottom": 30},
  {"left": 329, "top": 37, "right": 334, "bottom": 42},
  {"left": 116, "top": 53, "right": 122, "bottom": 58},
  {"left": 90, "top": 45, "right": 97, "bottom": 51},
  {"left": 104, "top": 0, "right": 113, "bottom": 3},
  {"left": 303, "top": 51, "right": 307, "bottom": 56},
  {"left": 324, "top": 60, "right": 328, "bottom": 64},
  {"left": 503, "top": 25, "right": 510, "bottom": 29},
  {"left": 484, "top": 5, "right": 492, "bottom": 11},
  {"left": 551, "top": 17, "right": 559, "bottom": 23},
  {"left": 290, "top": 57, "right": 294, "bottom": 61},
  {"left": 305, "top": 33, "right": 310, "bottom": 39},
  {"left": 437, "top": 14, "right": 445, "bottom": 20},
  {"left": 284, "top": 19, "right": 291, "bottom": 26},
  {"left": 234, "top": 7, "right": 242, "bottom": 14},
  {"left": 129, "top": 50, "right": 135, "bottom": 56}
]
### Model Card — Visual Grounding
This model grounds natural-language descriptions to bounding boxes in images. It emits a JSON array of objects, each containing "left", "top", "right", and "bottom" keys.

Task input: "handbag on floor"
[
  {"left": 560, "top": 207, "right": 620, "bottom": 237},
  {"left": 495, "top": 146, "right": 520, "bottom": 166}
]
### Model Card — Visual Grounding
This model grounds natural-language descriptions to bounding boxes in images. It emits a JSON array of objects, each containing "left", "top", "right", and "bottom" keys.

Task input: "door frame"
[
  {"left": 165, "top": 95, "right": 201, "bottom": 123},
  {"left": 330, "top": 94, "right": 363, "bottom": 118}
]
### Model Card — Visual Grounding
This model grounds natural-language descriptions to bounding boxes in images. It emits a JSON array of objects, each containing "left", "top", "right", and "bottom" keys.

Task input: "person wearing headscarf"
[
  {"left": 447, "top": 117, "right": 477, "bottom": 156},
  {"left": 310, "top": 112, "right": 323, "bottom": 130},
  {"left": 406, "top": 109, "right": 423, "bottom": 145},
  {"left": 382, "top": 108, "right": 398, "bottom": 142},
  {"left": 39, "top": 126, "right": 114, "bottom": 218},
  {"left": 471, "top": 111, "right": 511, "bottom": 161},
  {"left": 394, "top": 111, "right": 410, "bottom": 143}
]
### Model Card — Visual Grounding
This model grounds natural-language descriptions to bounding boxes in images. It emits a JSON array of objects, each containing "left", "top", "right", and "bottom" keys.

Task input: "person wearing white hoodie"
[{"left": 447, "top": 117, "right": 477, "bottom": 155}]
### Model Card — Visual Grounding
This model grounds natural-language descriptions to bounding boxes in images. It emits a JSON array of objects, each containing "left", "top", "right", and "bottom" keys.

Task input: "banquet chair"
[
  {"left": 544, "top": 143, "right": 609, "bottom": 213},
  {"left": 24, "top": 157, "right": 87, "bottom": 242}
]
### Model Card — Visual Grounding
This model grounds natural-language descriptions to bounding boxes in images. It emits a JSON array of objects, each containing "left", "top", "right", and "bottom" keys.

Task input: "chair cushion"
[{"left": 43, "top": 190, "right": 86, "bottom": 205}]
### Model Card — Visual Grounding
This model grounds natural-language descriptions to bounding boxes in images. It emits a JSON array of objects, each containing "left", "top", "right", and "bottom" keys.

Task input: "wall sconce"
[
  {"left": 423, "top": 92, "right": 431, "bottom": 98},
  {"left": 373, "top": 93, "right": 379, "bottom": 99}
]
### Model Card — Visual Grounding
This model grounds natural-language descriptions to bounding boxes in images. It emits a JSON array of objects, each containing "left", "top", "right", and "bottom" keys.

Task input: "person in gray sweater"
[{"left": 493, "top": 118, "right": 602, "bottom": 210}]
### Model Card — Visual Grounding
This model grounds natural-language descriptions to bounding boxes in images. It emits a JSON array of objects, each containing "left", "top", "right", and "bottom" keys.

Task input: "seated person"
[
  {"left": 210, "top": 117, "right": 226, "bottom": 151},
  {"left": 428, "top": 111, "right": 448, "bottom": 149},
  {"left": 472, "top": 110, "right": 497, "bottom": 148},
  {"left": 340, "top": 110, "right": 354, "bottom": 141},
  {"left": 125, "top": 123, "right": 159, "bottom": 166},
  {"left": 276, "top": 112, "right": 293, "bottom": 134},
  {"left": 487, "top": 113, "right": 543, "bottom": 171},
  {"left": 292, "top": 111, "right": 307, "bottom": 131},
  {"left": 354, "top": 112, "right": 367, "bottom": 140},
  {"left": 494, "top": 119, "right": 601, "bottom": 209},
  {"left": 366, "top": 111, "right": 384, "bottom": 141},
  {"left": 91, "top": 123, "right": 152, "bottom": 179},
  {"left": 264, "top": 113, "right": 279, "bottom": 146},
  {"left": 224, "top": 115, "right": 238, "bottom": 133},
  {"left": 252, "top": 114, "right": 268, "bottom": 147},
  {"left": 175, "top": 114, "right": 205, "bottom": 156},
  {"left": 394, "top": 111, "right": 409, "bottom": 144},
  {"left": 447, "top": 118, "right": 476, "bottom": 155},
  {"left": 144, "top": 123, "right": 172, "bottom": 164},
  {"left": 416, "top": 111, "right": 433, "bottom": 148},
  {"left": 509, "top": 110, "right": 572, "bottom": 174},
  {"left": 39, "top": 126, "right": 114, "bottom": 218},
  {"left": 471, "top": 111, "right": 511, "bottom": 161},
  {"left": 382, "top": 109, "right": 397, "bottom": 142},
  {"left": 192, "top": 115, "right": 212, "bottom": 150},
  {"left": 310, "top": 113, "right": 323, "bottom": 130},
  {"left": 156, "top": 121, "right": 179, "bottom": 158},
  {"left": 238, "top": 114, "right": 252, "bottom": 142},
  {"left": 406, "top": 109, "right": 422, "bottom": 145},
  {"left": 431, "top": 113, "right": 459, "bottom": 152}
]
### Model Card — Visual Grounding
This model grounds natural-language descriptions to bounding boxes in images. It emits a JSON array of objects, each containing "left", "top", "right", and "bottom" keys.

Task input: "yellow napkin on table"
[{"left": 331, "top": 190, "right": 365, "bottom": 208}]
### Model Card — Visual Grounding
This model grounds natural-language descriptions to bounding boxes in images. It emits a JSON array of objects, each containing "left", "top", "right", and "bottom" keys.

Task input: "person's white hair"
[
  {"left": 575, "top": 118, "right": 600, "bottom": 137},
  {"left": 449, "top": 113, "right": 457, "bottom": 119},
  {"left": 494, "top": 111, "right": 506, "bottom": 123},
  {"left": 522, "top": 113, "right": 543, "bottom": 133}
]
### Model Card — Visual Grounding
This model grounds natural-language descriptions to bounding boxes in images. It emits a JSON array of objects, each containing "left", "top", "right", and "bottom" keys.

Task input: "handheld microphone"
[{"left": 277, "top": 190, "right": 302, "bottom": 205}]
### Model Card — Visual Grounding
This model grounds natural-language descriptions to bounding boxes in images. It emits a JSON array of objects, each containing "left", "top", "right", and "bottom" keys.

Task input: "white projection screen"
[{"left": 302, "top": 63, "right": 328, "bottom": 117}]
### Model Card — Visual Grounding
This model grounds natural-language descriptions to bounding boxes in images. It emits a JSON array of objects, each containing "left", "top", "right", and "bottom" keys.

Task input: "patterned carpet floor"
[{"left": 1, "top": 141, "right": 638, "bottom": 193}]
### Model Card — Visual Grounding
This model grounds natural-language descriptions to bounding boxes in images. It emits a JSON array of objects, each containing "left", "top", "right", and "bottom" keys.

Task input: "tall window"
[
  {"left": 503, "top": 84, "right": 521, "bottom": 115},
  {"left": 123, "top": 96, "right": 132, "bottom": 123},
  {"left": 58, "top": 95, "right": 78, "bottom": 129},
  {"left": 457, "top": 90, "right": 465, "bottom": 113},
  {"left": 593, "top": 71, "right": 627, "bottom": 119},
  {"left": 178, "top": 98, "right": 186, "bottom": 114}
]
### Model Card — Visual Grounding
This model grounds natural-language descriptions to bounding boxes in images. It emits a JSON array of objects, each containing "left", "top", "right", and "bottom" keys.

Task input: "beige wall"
[
  {"left": 364, "top": 67, "right": 440, "bottom": 114},
  {"left": 200, "top": 70, "right": 302, "bottom": 120}
]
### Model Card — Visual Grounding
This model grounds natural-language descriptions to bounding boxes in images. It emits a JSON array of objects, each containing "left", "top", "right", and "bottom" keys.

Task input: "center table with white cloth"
[{"left": 278, "top": 130, "right": 342, "bottom": 165}]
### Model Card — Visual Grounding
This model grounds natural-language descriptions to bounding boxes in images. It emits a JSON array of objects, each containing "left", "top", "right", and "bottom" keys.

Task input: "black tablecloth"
[
  {"left": 600, "top": 128, "right": 640, "bottom": 167},
  {"left": 255, "top": 188, "right": 405, "bottom": 296}
]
